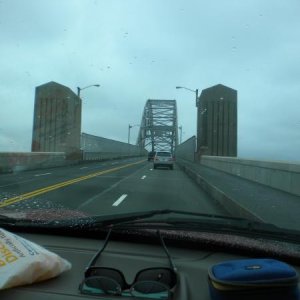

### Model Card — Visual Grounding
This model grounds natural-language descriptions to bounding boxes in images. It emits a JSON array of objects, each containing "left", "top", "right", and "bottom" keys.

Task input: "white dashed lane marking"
[
  {"left": 34, "top": 173, "right": 51, "bottom": 177},
  {"left": 112, "top": 194, "right": 128, "bottom": 206}
]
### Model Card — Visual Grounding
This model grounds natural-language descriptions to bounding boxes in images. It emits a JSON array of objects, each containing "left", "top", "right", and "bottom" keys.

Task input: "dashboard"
[
  {"left": 0, "top": 231, "right": 242, "bottom": 299},
  {"left": 1, "top": 231, "right": 300, "bottom": 299}
]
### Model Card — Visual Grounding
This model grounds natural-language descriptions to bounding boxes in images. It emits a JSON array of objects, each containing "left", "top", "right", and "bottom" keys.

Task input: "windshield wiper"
[
  {"left": 89, "top": 209, "right": 247, "bottom": 226},
  {"left": 86, "top": 209, "right": 300, "bottom": 242},
  {"left": 88, "top": 209, "right": 279, "bottom": 232},
  {"left": 1, "top": 209, "right": 299, "bottom": 243},
  {"left": 0, "top": 209, "right": 279, "bottom": 231},
  {"left": 0, "top": 214, "right": 19, "bottom": 223}
]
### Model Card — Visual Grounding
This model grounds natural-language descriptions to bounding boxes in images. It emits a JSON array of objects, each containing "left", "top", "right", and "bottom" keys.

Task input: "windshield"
[
  {"left": 0, "top": 0, "right": 300, "bottom": 240},
  {"left": 156, "top": 152, "right": 172, "bottom": 157}
]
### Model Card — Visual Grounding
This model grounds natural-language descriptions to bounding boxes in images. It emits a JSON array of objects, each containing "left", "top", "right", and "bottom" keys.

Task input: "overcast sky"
[{"left": 0, "top": 0, "right": 299, "bottom": 162}]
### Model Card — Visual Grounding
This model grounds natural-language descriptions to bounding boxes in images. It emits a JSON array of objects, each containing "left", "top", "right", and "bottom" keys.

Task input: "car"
[
  {"left": 147, "top": 151, "right": 156, "bottom": 161},
  {"left": 153, "top": 151, "right": 174, "bottom": 170}
]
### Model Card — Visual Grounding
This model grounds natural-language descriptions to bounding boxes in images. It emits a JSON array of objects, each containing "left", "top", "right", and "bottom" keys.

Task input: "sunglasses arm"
[{"left": 85, "top": 227, "right": 113, "bottom": 275}]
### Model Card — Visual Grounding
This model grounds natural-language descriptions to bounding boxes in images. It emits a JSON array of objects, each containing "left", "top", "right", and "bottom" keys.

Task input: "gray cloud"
[{"left": 0, "top": 0, "right": 299, "bottom": 162}]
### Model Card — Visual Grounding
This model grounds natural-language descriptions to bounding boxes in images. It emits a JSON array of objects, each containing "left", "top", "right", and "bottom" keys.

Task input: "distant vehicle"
[
  {"left": 147, "top": 151, "right": 156, "bottom": 161},
  {"left": 153, "top": 151, "right": 174, "bottom": 170}
]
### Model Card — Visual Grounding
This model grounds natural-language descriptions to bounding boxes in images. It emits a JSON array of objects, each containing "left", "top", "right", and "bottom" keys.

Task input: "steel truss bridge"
[{"left": 136, "top": 99, "right": 178, "bottom": 153}]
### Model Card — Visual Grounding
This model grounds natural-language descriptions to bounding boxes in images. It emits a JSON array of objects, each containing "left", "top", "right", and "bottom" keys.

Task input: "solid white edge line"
[{"left": 112, "top": 194, "right": 128, "bottom": 206}]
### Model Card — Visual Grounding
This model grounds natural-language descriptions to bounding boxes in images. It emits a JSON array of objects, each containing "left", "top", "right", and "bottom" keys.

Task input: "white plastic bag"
[{"left": 0, "top": 227, "right": 71, "bottom": 290}]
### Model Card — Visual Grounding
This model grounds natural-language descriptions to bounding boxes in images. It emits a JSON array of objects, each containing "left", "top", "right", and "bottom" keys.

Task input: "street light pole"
[
  {"left": 179, "top": 125, "right": 182, "bottom": 144},
  {"left": 128, "top": 124, "right": 132, "bottom": 144},
  {"left": 77, "top": 84, "right": 100, "bottom": 97},
  {"left": 176, "top": 85, "right": 200, "bottom": 154},
  {"left": 77, "top": 84, "right": 100, "bottom": 151}
]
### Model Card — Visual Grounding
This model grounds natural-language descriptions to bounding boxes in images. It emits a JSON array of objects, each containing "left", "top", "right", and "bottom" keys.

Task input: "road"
[{"left": 0, "top": 158, "right": 227, "bottom": 218}]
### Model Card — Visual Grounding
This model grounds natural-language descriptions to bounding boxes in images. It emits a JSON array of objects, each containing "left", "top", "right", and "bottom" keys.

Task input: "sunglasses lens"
[
  {"left": 136, "top": 268, "right": 176, "bottom": 288},
  {"left": 88, "top": 268, "right": 125, "bottom": 287},
  {"left": 131, "top": 281, "right": 170, "bottom": 299},
  {"left": 81, "top": 276, "right": 122, "bottom": 295}
]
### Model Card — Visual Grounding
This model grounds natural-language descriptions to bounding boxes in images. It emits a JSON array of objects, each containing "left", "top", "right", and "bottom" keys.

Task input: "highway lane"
[
  {"left": 0, "top": 158, "right": 228, "bottom": 218},
  {"left": 0, "top": 157, "right": 140, "bottom": 193},
  {"left": 0, "top": 158, "right": 145, "bottom": 209},
  {"left": 77, "top": 162, "right": 228, "bottom": 216}
]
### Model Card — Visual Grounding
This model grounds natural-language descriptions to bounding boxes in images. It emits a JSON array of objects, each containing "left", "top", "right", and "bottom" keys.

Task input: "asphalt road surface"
[{"left": 0, "top": 158, "right": 227, "bottom": 218}]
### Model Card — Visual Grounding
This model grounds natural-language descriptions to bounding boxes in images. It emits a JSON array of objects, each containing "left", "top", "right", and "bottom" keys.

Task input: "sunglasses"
[{"left": 79, "top": 228, "right": 177, "bottom": 299}]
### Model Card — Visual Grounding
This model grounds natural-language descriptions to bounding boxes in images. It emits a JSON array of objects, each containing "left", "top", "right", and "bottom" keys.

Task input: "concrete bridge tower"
[
  {"left": 198, "top": 84, "right": 237, "bottom": 157},
  {"left": 31, "top": 81, "right": 81, "bottom": 157}
]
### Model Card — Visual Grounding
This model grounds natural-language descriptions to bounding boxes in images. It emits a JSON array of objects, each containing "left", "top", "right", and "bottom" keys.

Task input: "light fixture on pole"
[
  {"left": 128, "top": 124, "right": 140, "bottom": 144},
  {"left": 176, "top": 86, "right": 199, "bottom": 107},
  {"left": 77, "top": 84, "right": 100, "bottom": 97}
]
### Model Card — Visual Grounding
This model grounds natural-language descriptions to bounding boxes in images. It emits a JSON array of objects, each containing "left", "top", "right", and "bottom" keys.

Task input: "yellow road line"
[{"left": 0, "top": 159, "right": 145, "bottom": 208}]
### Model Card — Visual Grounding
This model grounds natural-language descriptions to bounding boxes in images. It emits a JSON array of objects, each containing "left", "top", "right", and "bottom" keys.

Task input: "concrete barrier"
[
  {"left": 83, "top": 151, "right": 146, "bottom": 161},
  {"left": 0, "top": 152, "right": 67, "bottom": 173},
  {"left": 175, "top": 136, "right": 196, "bottom": 162},
  {"left": 82, "top": 133, "right": 144, "bottom": 153},
  {"left": 0, "top": 133, "right": 147, "bottom": 174},
  {"left": 200, "top": 156, "right": 300, "bottom": 197},
  {"left": 0, "top": 150, "right": 146, "bottom": 174},
  {"left": 81, "top": 133, "right": 147, "bottom": 160}
]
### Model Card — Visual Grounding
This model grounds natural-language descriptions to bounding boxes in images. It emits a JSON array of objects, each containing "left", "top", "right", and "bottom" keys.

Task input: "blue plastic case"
[{"left": 208, "top": 258, "right": 299, "bottom": 300}]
